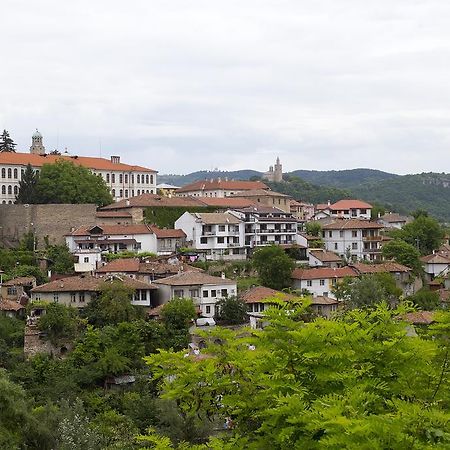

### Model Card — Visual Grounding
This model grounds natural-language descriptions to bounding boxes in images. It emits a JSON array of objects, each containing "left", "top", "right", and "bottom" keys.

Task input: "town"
[{"left": 1, "top": 129, "right": 449, "bottom": 448}]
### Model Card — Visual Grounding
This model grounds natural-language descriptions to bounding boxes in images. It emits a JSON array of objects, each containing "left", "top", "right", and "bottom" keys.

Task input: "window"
[
  {"left": 328, "top": 231, "right": 332, "bottom": 237},
  {"left": 339, "top": 230, "right": 344, "bottom": 237},
  {"left": 1, "top": 185, "right": 4, "bottom": 195},
  {"left": 203, "top": 290, "right": 209, "bottom": 298},
  {"left": 352, "top": 230, "right": 357, "bottom": 238},
  {"left": 307, "top": 280, "right": 312, "bottom": 287},
  {"left": 189, "top": 289, "right": 199, "bottom": 298},
  {"left": 106, "top": 173, "right": 110, "bottom": 183},
  {"left": 111, "top": 174, "right": 115, "bottom": 183},
  {"left": 137, "top": 189, "right": 140, "bottom": 195},
  {"left": 53, "top": 293, "right": 59, "bottom": 302},
  {"left": 319, "top": 279, "right": 325, "bottom": 286},
  {"left": 119, "top": 174, "right": 123, "bottom": 183},
  {"left": 352, "top": 242, "right": 358, "bottom": 250},
  {"left": 119, "top": 189, "right": 123, "bottom": 197},
  {"left": 137, "top": 174, "right": 141, "bottom": 183},
  {"left": 150, "top": 175, "right": 154, "bottom": 184},
  {"left": 360, "top": 209, "right": 367, "bottom": 215},
  {"left": 141, "top": 290, "right": 147, "bottom": 300},
  {"left": 334, "top": 243, "right": 338, "bottom": 250},
  {"left": 21, "top": 169, "right": 24, "bottom": 178},
  {"left": 7, "top": 186, "right": 12, "bottom": 195},
  {"left": 7, "top": 287, "right": 17, "bottom": 296},
  {"left": 84, "top": 257, "right": 89, "bottom": 263},
  {"left": 1, "top": 168, "right": 4, "bottom": 178},
  {"left": 131, "top": 190, "right": 134, "bottom": 196},
  {"left": 218, "top": 225, "right": 225, "bottom": 232},
  {"left": 174, "top": 289, "right": 184, "bottom": 298},
  {"left": 323, "top": 291, "right": 328, "bottom": 297},
  {"left": 146, "top": 174, "right": 149, "bottom": 184},
  {"left": 211, "top": 290, "right": 217, "bottom": 297},
  {"left": 7, "top": 168, "right": 11, "bottom": 179},
  {"left": 79, "top": 292, "right": 85, "bottom": 302},
  {"left": 13, "top": 186, "right": 18, "bottom": 194},
  {"left": 124, "top": 174, "right": 128, "bottom": 183},
  {"left": 125, "top": 189, "right": 128, "bottom": 197},
  {"left": 112, "top": 189, "right": 116, "bottom": 197},
  {"left": 254, "top": 304, "right": 259, "bottom": 312},
  {"left": 217, "top": 237, "right": 225, "bottom": 244},
  {"left": 221, "top": 289, "right": 228, "bottom": 297},
  {"left": 70, "top": 293, "right": 76, "bottom": 303},
  {"left": 206, "top": 305, "right": 211, "bottom": 314},
  {"left": 200, "top": 237, "right": 207, "bottom": 244},
  {"left": 13, "top": 168, "right": 17, "bottom": 178}
]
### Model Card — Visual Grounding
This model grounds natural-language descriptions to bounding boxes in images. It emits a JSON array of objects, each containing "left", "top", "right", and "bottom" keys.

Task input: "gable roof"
[
  {"left": 177, "top": 179, "right": 268, "bottom": 193},
  {"left": 0, "top": 299, "right": 25, "bottom": 311},
  {"left": 322, "top": 219, "right": 383, "bottom": 230},
  {"left": 240, "top": 286, "right": 296, "bottom": 304},
  {"left": 310, "top": 296, "right": 339, "bottom": 305},
  {"left": 309, "top": 250, "right": 342, "bottom": 263},
  {"left": 292, "top": 267, "right": 358, "bottom": 280},
  {"left": 420, "top": 254, "right": 450, "bottom": 264},
  {"left": 153, "top": 272, "right": 235, "bottom": 286},
  {"left": 230, "top": 189, "right": 290, "bottom": 198},
  {"left": 329, "top": 199, "right": 373, "bottom": 210},
  {"left": 2, "top": 276, "right": 36, "bottom": 286},
  {"left": 148, "top": 226, "right": 186, "bottom": 238},
  {"left": 101, "top": 193, "right": 204, "bottom": 210},
  {"left": 193, "top": 212, "right": 241, "bottom": 225},
  {"left": 0, "top": 152, "right": 156, "bottom": 173},
  {"left": 398, "top": 311, "right": 435, "bottom": 325},
  {"left": 68, "top": 224, "right": 152, "bottom": 236},
  {"left": 350, "top": 262, "right": 411, "bottom": 274}
]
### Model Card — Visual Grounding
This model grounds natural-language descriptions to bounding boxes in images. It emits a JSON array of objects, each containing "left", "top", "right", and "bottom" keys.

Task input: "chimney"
[
  {"left": 327, "top": 200, "right": 331, "bottom": 206},
  {"left": 111, "top": 156, "right": 120, "bottom": 164},
  {"left": 221, "top": 271, "right": 225, "bottom": 279},
  {"left": 126, "top": 199, "right": 130, "bottom": 206}
]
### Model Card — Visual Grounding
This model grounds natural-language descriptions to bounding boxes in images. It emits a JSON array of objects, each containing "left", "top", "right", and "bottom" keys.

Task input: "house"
[
  {"left": 308, "top": 249, "right": 343, "bottom": 268},
  {"left": 321, "top": 219, "right": 384, "bottom": 261},
  {"left": 148, "top": 226, "right": 186, "bottom": 256},
  {"left": 176, "top": 179, "right": 269, "bottom": 198},
  {"left": 31, "top": 275, "right": 158, "bottom": 308},
  {"left": 0, "top": 299, "right": 25, "bottom": 318},
  {"left": 0, "top": 130, "right": 157, "bottom": 204},
  {"left": 328, "top": 200, "right": 372, "bottom": 220},
  {"left": 95, "top": 211, "right": 134, "bottom": 225},
  {"left": 291, "top": 267, "right": 358, "bottom": 298},
  {"left": 420, "top": 252, "right": 450, "bottom": 281},
  {"left": 290, "top": 200, "right": 315, "bottom": 222},
  {"left": 377, "top": 213, "right": 412, "bottom": 230},
  {"left": 230, "top": 189, "right": 292, "bottom": 213},
  {"left": 350, "top": 261, "right": 421, "bottom": 296},
  {"left": 310, "top": 296, "right": 339, "bottom": 319},
  {"left": 95, "top": 256, "right": 201, "bottom": 282},
  {"left": 1, "top": 276, "right": 36, "bottom": 302},
  {"left": 175, "top": 212, "right": 245, "bottom": 261},
  {"left": 153, "top": 272, "right": 237, "bottom": 318}
]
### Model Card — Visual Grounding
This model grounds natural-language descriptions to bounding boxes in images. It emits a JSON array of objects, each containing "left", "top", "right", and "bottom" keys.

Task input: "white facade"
[{"left": 292, "top": 277, "right": 338, "bottom": 298}]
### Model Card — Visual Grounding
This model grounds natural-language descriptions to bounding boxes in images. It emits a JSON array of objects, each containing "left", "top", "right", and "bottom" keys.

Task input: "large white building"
[
  {"left": 0, "top": 130, "right": 157, "bottom": 204},
  {"left": 176, "top": 178, "right": 269, "bottom": 198}
]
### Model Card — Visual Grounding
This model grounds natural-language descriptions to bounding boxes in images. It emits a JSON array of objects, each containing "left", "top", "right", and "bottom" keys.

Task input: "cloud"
[{"left": 1, "top": 0, "right": 450, "bottom": 175}]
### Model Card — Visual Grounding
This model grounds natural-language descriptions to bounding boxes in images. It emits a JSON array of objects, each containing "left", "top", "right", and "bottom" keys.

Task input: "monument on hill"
[{"left": 262, "top": 157, "right": 283, "bottom": 182}]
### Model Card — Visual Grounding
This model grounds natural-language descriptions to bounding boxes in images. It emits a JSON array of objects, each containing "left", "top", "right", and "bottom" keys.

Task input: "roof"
[
  {"left": 0, "top": 151, "right": 156, "bottom": 173},
  {"left": 153, "top": 272, "right": 236, "bottom": 287},
  {"left": 2, "top": 276, "right": 36, "bottom": 286},
  {"left": 148, "top": 226, "right": 186, "bottom": 238},
  {"left": 96, "top": 258, "right": 141, "bottom": 273},
  {"left": 309, "top": 250, "right": 342, "bottom": 263},
  {"left": 240, "top": 286, "right": 296, "bottom": 304},
  {"left": 378, "top": 213, "right": 411, "bottom": 223},
  {"left": 96, "top": 258, "right": 202, "bottom": 275},
  {"left": 398, "top": 311, "right": 435, "bottom": 325},
  {"left": 68, "top": 224, "right": 152, "bottom": 236},
  {"left": 156, "top": 183, "right": 180, "bottom": 189},
  {"left": 195, "top": 197, "right": 257, "bottom": 208},
  {"left": 95, "top": 211, "right": 132, "bottom": 218},
  {"left": 329, "top": 199, "right": 373, "bottom": 210},
  {"left": 310, "top": 296, "right": 339, "bottom": 305},
  {"left": 31, "top": 275, "right": 157, "bottom": 293},
  {"left": 322, "top": 219, "right": 383, "bottom": 230},
  {"left": 230, "top": 189, "right": 290, "bottom": 198},
  {"left": 316, "top": 204, "right": 330, "bottom": 211},
  {"left": 193, "top": 212, "right": 241, "bottom": 225},
  {"left": 101, "top": 193, "right": 204, "bottom": 210},
  {"left": 234, "top": 205, "right": 289, "bottom": 215},
  {"left": 420, "top": 254, "right": 450, "bottom": 264},
  {"left": 350, "top": 262, "right": 411, "bottom": 274},
  {"left": 292, "top": 267, "right": 358, "bottom": 280},
  {"left": 0, "top": 299, "right": 25, "bottom": 311},
  {"left": 177, "top": 179, "right": 268, "bottom": 193}
]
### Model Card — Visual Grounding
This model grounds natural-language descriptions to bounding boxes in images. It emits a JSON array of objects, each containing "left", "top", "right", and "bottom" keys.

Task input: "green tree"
[
  {"left": 252, "top": 245, "right": 295, "bottom": 290},
  {"left": 382, "top": 239, "right": 423, "bottom": 275},
  {"left": 0, "top": 129, "right": 16, "bottom": 152},
  {"left": 46, "top": 244, "right": 75, "bottom": 274},
  {"left": 16, "top": 163, "right": 38, "bottom": 204},
  {"left": 83, "top": 281, "right": 141, "bottom": 327},
  {"left": 0, "top": 316, "right": 24, "bottom": 369},
  {"left": 11, "top": 264, "right": 48, "bottom": 284},
  {"left": 38, "top": 303, "right": 79, "bottom": 343},
  {"left": 34, "top": 160, "right": 113, "bottom": 206},
  {"left": 215, "top": 296, "right": 248, "bottom": 325},
  {"left": 305, "top": 221, "right": 321, "bottom": 237},
  {"left": 407, "top": 288, "right": 441, "bottom": 310}
]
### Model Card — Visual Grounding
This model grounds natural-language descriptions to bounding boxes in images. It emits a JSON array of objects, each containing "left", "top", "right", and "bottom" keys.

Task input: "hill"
[{"left": 158, "top": 170, "right": 262, "bottom": 186}]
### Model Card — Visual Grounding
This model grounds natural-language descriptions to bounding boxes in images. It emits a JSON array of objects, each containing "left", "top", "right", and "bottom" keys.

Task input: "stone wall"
[{"left": 0, "top": 204, "right": 97, "bottom": 248}]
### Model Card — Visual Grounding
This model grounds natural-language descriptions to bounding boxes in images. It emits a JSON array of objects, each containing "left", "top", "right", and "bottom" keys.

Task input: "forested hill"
[{"left": 158, "top": 170, "right": 262, "bottom": 186}]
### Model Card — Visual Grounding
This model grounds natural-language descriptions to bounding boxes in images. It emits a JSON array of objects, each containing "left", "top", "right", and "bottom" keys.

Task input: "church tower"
[
  {"left": 30, "top": 129, "right": 46, "bottom": 155},
  {"left": 273, "top": 157, "right": 283, "bottom": 182}
]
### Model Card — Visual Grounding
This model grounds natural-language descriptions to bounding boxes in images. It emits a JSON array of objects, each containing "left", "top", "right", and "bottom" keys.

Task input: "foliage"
[
  {"left": 38, "top": 303, "right": 79, "bottom": 342},
  {"left": 305, "top": 221, "right": 321, "bottom": 237},
  {"left": 390, "top": 214, "right": 445, "bottom": 255},
  {"left": 370, "top": 203, "right": 386, "bottom": 220},
  {"left": 34, "top": 160, "right": 113, "bottom": 206},
  {"left": 16, "top": 163, "right": 38, "bottom": 204},
  {"left": 45, "top": 244, "right": 75, "bottom": 274},
  {"left": 0, "top": 316, "right": 24, "bottom": 369},
  {"left": 104, "top": 251, "right": 157, "bottom": 261},
  {"left": 406, "top": 288, "right": 441, "bottom": 310},
  {"left": 19, "top": 231, "right": 37, "bottom": 251},
  {"left": 145, "top": 305, "right": 450, "bottom": 448},
  {"left": 144, "top": 206, "right": 217, "bottom": 229},
  {"left": 381, "top": 239, "right": 423, "bottom": 275},
  {"left": 83, "top": 281, "right": 142, "bottom": 327},
  {"left": 12, "top": 263, "right": 48, "bottom": 284},
  {"left": 236, "top": 276, "right": 260, "bottom": 292},
  {"left": 215, "top": 296, "right": 248, "bottom": 325},
  {"left": 0, "top": 129, "right": 16, "bottom": 152},
  {"left": 252, "top": 245, "right": 295, "bottom": 290}
]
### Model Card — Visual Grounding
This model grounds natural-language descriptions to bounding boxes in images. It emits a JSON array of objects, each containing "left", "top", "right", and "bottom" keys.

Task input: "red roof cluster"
[
  {"left": 292, "top": 267, "right": 357, "bottom": 280},
  {"left": 177, "top": 179, "right": 268, "bottom": 193}
]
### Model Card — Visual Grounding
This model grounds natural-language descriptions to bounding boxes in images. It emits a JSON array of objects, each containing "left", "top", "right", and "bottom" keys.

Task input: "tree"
[
  {"left": 382, "top": 239, "right": 423, "bottom": 275},
  {"left": 144, "top": 305, "right": 450, "bottom": 448},
  {"left": 16, "top": 164, "right": 38, "bottom": 204},
  {"left": 305, "top": 221, "right": 321, "bottom": 237},
  {"left": 391, "top": 214, "right": 445, "bottom": 255},
  {"left": 252, "top": 245, "right": 295, "bottom": 290},
  {"left": 0, "top": 129, "right": 16, "bottom": 152},
  {"left": 11, "top": 264, "right": 48, "bottom": 285},
  {"left": 83, "top": 281, "right": 141, "bottom": 327},
  {"left": 215, "top": 296, "right": 248, "bottom": 325},
  {"left": 45, "top": 244, "right": 75, "bottom": 274},
  {"left": 407, "top": 288, "right": 441, "bottom": 310},
  {"left": 38, "top": 303, "right": 79, "bottom": 342},
  {"left": 34, "top": 160, "right": 113, "bottom": 206}
]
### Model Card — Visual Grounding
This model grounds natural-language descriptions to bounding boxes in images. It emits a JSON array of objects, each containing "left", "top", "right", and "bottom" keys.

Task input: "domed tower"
[{"left": 30, "top": 129, "right": 46, "bottom": 155}]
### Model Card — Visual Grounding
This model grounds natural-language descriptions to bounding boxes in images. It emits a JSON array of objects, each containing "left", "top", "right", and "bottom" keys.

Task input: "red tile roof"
[
  {"left": 310, "top": 296, "right": 339, "bottom": 305},
  {"left": 0, "top": 299, "right": 25, "bottom": 311},
  {"left": 148, "top": 226, "right": 186, "bottom": 238},
  {"left": 154, "top": 272, "right": 236, "bottom": 286},
  {"left": 231, "top": 189, "right": 290, "bottom": 198},
  {"left": 399, "top": 311, "right": 435, "bottom": 325},
  {"left": 350, "top": 262, "right": 411, "bottom": 274},
  {"left": 292, "top": 267, "right": 358, "bottom": 280},
  {"left": 2, "top": 276, "right": 36, "bottom": 286},
  {"left": 309, "top": 250, "right": 342, "bottom": 263},
  {"left": 420, "top": 254, "right": 450, "bottom": 264},
  {"left": 240, "top": 286, "right": 296, "bottom": 304},
  {"left": 96, "top": 258, "right": 141, "bottom": 273},
  {"left": 0, "top": 152, "right": 156, "bottom": 172},
  {"left": 322, "top": 219, "right": 383, "bottom": 230},
  {"left": 68, "top": 224, "right": 152, "bottom": 236},
  {"left": 196, "top": 197, "right": 257, "bottom": 208},
  {"left": 101, "top": 193, "right": 204, "bottom": 210},
  {"left": 177, "top": 179, "right": 268, "bottom": 193},
  {"left": 329, "top": 199, "right": 373, "bottom": 210}
]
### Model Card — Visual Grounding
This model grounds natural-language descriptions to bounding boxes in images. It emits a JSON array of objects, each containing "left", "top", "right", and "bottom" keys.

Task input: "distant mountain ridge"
[{"left": 158, "top": 169, "right": 450, "bottom": 222}]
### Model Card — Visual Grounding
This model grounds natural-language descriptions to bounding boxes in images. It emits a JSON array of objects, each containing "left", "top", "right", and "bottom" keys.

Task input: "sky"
[{"left": 2, "top": 0, "right": 450, "bottom": 175}]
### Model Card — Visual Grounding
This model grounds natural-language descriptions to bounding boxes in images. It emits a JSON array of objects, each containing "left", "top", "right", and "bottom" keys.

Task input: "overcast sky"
[{"left": 2, "top": 0, "right": 450, "bottom": 175}]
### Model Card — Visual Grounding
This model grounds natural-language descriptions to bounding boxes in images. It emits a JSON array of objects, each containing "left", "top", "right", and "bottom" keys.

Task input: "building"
[
  {"left": 230, "top": 189, "right": 291, "bottom": 213},
  {"left": 290, "top": 200, "right": 315, "bottom": 222},
  {"left": 176, "top": 179, "right": 269, "bottom": 198},
  {"left": 1, "top": 276, "right": 36, "bottom": 302},
  {"left": 0, "top": 130, "right": 157, "bottom": 204},
  {"left": 313, "top": 200, "right": 372, "bottom": 221},
  {"left": 291, "top": 267, "right": 358, "bottom": 298},
  {"left": 420, "top": 253, "right": 450, "bottom": 281},
  {"left": 321, "top": 219, "right": 384, "bottom": 261},
  {"left": 308, "top": 249, "right": 343, "bottom": 268},
  {"left": 175, "top": 212, "right": 245, "bottom": 260},
  {"left": 377, "top": 213, "right": 412, "bottom": 230},
  {"left": 310, "top": 296, "right": 339, "bottom": 319},
  {"left": 153, "top": 272, "right": 237, "bottom": 318},
  {"left": 31, "top": 275, "right": 158, "bottom": 308},
  {"left": 262, "top": 157, "right": 283, "bottom": 183}
]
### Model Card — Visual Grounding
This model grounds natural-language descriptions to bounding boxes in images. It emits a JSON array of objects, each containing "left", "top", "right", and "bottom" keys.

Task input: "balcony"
[
  {"left": 362, "top": 235, "right": 382, "bottom": 241},
  {"left": 228, "top": 242, "right": 241, "bottom": 247},
  {"left": 202, "top": 231, "right": 215, "bottom": 236},
  {"left": 363, "top": 247, "right": 382, "bottom": 253}
]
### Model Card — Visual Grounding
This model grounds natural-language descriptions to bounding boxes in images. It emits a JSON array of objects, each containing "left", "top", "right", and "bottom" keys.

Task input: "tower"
[
  {"left": 30, "top": 129, "right": 46, "bottom": 155},
  {"left": 273, "top": 157, "right": 282, "bottom": 182}
]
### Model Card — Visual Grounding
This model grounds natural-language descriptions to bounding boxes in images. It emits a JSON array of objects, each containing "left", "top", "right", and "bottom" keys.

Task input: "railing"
[
  {"left": 363, "top": 247, "right": 382, "bottom": 253},
  {"left": 228, "top": 242, "right": 241, "bottom": 247},
  {"left": 362, "top": 235, "right": 381, "bottom": 241}
]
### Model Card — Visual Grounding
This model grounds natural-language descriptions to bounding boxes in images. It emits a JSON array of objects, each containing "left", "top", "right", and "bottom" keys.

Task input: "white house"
[
  {"left": 321, "top": 219, "right": 384, "bottom": 262},
  {"left": 421, "top": 253, "right": 450, "bottom": 280},
  {"left": 175, "top": 212, "right": 245, "bottom": 260},
  {"left": 291, "top": 267, "right": 358, "bottom": 299},
  {"left": 377, "top": 213, "right": 412, "bottom": 230},
  {"left": 0, "top": 130, "right": 157, "bottom": 204},
  {"left": 307, "top": 249, "right": 343, "bottom": 268},
  {"left": 153, "top": 272, "right": 237, "bottom": 318}
]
